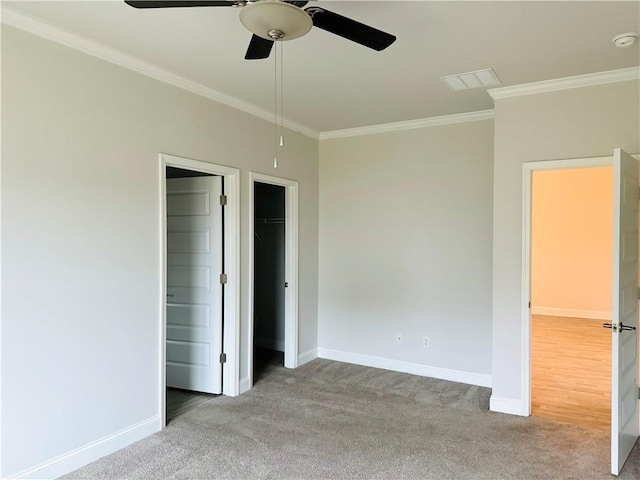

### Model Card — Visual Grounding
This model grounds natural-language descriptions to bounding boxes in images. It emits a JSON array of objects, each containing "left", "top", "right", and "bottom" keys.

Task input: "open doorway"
[
  {"left": 253, "top": 182, "right": 286, "bottom": 382},
  {"left": 160, "top": 153, "right": 241, "bottom": 428},
  {"left": 521, "top": 150, "right": 639, "bottom": 475},
  {"left": 530, "top": 166, "right": 613, "bottom": 429},
  {"left": 165, "top": 166, "right": 221, "bottom": 422},
  {"left": 248, "top": 172, "right": 299, "bottom": 390}
]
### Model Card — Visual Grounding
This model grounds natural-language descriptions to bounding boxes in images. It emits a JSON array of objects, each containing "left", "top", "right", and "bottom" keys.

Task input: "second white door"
[
  {"left": 166, "top": 176, "right": 223, "bottom": 394},
  {"left": 611, "top": 148, "right": 639, "bottom": 475}
]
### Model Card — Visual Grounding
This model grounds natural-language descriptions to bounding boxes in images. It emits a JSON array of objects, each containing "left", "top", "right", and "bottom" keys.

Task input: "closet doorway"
[
  {"left": 249, "top": 172, "right": 299, "bottom": 387},
  {"left": 254, "top": 181, "right": 285, "bottom": 380}
]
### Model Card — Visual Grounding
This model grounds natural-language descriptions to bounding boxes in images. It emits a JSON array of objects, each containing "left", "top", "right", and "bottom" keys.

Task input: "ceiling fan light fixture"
[{"left": 239, "top": 1, "right": 312, "bottom": 41}]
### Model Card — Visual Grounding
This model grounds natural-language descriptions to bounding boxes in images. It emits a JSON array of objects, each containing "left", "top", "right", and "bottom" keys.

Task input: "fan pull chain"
[
  {"left": 272, "top": 42, "right": 286, "bottom": 168},
  {"left": 273, "top": 40, "right": 278, "bottom": 169},
  {"left": 279, "top": 41, "right": 284, "bottom": 148}
]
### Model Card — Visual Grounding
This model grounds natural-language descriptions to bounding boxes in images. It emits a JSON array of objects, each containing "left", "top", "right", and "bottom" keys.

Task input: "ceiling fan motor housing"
[{"left": 239, "top": 0, "right": 312, "bottom": 41}]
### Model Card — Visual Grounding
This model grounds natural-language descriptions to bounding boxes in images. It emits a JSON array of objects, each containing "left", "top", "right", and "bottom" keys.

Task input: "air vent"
[{"left": 440, "top": 68, "right": 502, "bottom": 91}]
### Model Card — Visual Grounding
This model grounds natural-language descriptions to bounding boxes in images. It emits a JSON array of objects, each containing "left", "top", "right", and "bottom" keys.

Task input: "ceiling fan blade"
[
  {"left": 284, "top": 1, "right": 308, "bottom": 7},
  {"left": 245, "top": 35, "right": 274, "bottom": 60},
  {"left": 305, "top": 7, "right": 396, "bottom": 51},
  {"left": 124, "top": 1, "right": 235, "bottom": 8}
]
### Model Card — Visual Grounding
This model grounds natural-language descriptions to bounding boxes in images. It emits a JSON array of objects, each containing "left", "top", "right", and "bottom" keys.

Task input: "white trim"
[
  {"left": 317, "top": 348, "right": 492, "bottom": 388},
  {"left": 521, "top": 155, "right": 614, "bottom": 418},
  {"left": 1, "top": 6, "right": 319, "bottom": 140},
  {"left": 11, "top": 416, "right": 160, "bottom": 480},
  {"left": 0, "top": 14, "right": 3, "bottom": 471},
  {"left": 298, "top": 348, "right": 318, "bottom": 366},
  {"left": 158, "top": 159, "right": 168, "bottom": 429},
  {"left": 160, "top": 154, "right": 241, "bottom": 404},
  {"left": 489, "top": 397, "right": 526, "bottom": 417},
  {"left": 248, "top": 172, "right": 299, "bottom": 391},
  {"left": 224, "top": 167, "right": 241, "bottom": 398},
  {"left": 489, "top": 67, "right": 640, "bottom": 100},
  {"left": 239, "top": 376, "right": 251, "bottom": 395},
  {"left": 531, "top": 306, "right": 612, "bottom": 320},
  {"left": 284, "top": 182, "right": 299, "bottom": 369},
  {"left": 319, "top": 109, "right": 494, "bottom": 140}
]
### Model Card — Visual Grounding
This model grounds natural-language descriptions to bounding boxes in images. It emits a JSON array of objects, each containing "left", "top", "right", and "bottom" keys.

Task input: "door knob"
[{"left": 602, "top": 322, "right": 637, "bottom": 332}]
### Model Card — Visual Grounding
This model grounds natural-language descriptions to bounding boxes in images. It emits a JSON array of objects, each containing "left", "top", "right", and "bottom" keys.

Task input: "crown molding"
[
  {"left": 488, "top": 67, "right": 640, "bottom": 100},
  {"left": 1, "top": 7, "right": 320, "bottom": 140},
  {"left": 319, "top": 109, "right": 494, "bottom": 140}
]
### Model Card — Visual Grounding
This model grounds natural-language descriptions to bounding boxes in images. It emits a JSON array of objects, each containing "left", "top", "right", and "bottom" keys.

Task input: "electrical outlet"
[
  {"left": 423, "top": 336, "right": 431, "bottom": 348},
  {"left": 396, "top": 332, "right": 403, "bottom": 344}
]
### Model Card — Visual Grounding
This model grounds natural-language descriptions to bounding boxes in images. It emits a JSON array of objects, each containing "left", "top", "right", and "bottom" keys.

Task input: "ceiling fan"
[{"left": 124, "top": 0, "right": 396, "bottom": 60}]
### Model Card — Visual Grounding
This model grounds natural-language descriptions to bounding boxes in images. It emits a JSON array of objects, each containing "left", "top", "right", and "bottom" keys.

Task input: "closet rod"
[{"left": 255, "top": 217, "right": 285, "bottom": 224}]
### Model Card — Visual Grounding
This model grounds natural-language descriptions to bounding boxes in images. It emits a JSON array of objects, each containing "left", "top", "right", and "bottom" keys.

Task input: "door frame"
[
  {"left": 248, "top": 172, "right": 299, "bottom": 389},
  {"left": 521, "top": 155, "right": 614, "bottom": 417},
  {"left": 159, "top": 153, "right": 241, "bottom": 428}
]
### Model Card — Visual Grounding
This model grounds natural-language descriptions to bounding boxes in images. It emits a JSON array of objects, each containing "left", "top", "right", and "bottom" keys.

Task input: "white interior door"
[
  {"left": 166, "top": 176, "right": 223, "bottom": 394},
  {"left": 611, "top": 148, "right": 639, "bottom": 475}
]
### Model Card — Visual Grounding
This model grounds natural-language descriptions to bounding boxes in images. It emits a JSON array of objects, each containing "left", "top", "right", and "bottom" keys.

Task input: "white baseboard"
[
  {"left": 298, "top": 348, "right": 318, "bottom": 366},
  {"left": 531, "top": 306, "right": 611, "bottom": 320},
  {"left": 254, "top": 337, "right": 285, "bottom": 352},
  {"left": 12, "top": 415, "right": 160, "bottom": 479},
  {"left": 239, "top": 376, "right": 251, "bottom": 395},
  {"left": 489, "top": 396, "right": 526, "bottom": 416},
  {"left": 317, "top": 348, "right": 492, "bottom": 388}
]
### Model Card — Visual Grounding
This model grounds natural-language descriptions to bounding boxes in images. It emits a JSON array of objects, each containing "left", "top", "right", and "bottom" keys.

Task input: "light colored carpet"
[{"left": 63, "top": 359, "right": 640, "bottom": 479}]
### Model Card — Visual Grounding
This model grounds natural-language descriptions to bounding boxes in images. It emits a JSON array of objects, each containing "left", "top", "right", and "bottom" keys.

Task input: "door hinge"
[
  {"left": 637, "top": 386, "right": 640, "bottom": 400},
  {"left": 220, "top": 353, "right": 227, "bottom": 364},
  {"left": 528, "top": 301, "right": 531, "bottom": 309},
  {"left": 219, "top": 194, "right": 227, "bottom": 206},
  {"left": 220, "top": 273, "right": 228, "bottom": 284}
]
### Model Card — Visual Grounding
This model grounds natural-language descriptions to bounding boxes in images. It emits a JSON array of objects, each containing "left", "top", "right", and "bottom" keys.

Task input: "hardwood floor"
[
  {"left": 166, "top": 388, "right": 218, "bottom": 423},
  {"left": 531, "top": 314, "right": 611, "bottom": 430}
]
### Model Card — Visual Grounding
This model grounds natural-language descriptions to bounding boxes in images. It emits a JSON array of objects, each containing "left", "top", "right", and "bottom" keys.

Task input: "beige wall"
[
  {"left": 1, "top": 26, "right": 318, "bottom": 477},
  {"left": 531, "top": 167, "right": 613, "bottom": 318},
  {"left": 492, "top": 80, "right": 640, "bottom": 407},
  {"left": 319, "top": 120, "right": 494, "bottom": 380}
]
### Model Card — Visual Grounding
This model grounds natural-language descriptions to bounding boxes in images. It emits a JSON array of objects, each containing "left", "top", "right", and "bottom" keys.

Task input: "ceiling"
[{"left": 4, "top": 1, "right": 640, "bottom": 134}]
